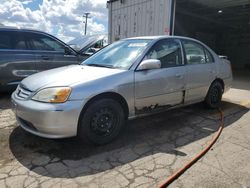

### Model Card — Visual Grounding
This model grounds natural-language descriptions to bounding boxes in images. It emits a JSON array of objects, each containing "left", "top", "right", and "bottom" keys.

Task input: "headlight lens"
[{"left": 32, "top": 87, "right": 71, "bottom": 103}]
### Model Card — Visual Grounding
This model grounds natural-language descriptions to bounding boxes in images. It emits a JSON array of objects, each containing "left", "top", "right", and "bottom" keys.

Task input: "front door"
[
  {"left": 134, "top": 39, "right": 186, "bottom": 114},
  {"left": 26, "top": 32, "right": 78, "bottom": 72}
]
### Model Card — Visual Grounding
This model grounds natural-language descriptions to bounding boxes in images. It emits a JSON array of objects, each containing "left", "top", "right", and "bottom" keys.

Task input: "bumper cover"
[{"left": 12, "top": 93, "right": 84, "bottom": 139}]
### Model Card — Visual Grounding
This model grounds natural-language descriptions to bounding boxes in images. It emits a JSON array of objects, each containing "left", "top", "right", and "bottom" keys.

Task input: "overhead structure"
[
  {"left": 107, "top": 0, "right": 250, "bottom": 69},
  {"left": 188, "top": 0, "right": 250, "bottom": 8},
  {"left": 175, "top": 0, "right": 250, "bottom": 69}
]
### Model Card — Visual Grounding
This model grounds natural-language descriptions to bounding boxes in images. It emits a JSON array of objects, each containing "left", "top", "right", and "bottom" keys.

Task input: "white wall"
[{"left": 107, "top": 0, "right": 172, "bottom": 43}]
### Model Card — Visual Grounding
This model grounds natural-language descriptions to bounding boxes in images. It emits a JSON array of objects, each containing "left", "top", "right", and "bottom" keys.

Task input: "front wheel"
[
  {"left": 205, "top": 81, "right": 223, "bottom": 109},
  {"left": 78, "top": 98, "right": 125, "bottom": 145}
]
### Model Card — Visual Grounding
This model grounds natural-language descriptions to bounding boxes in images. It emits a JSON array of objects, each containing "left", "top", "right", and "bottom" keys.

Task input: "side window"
[
  {"left": 182, "top": 40, "right": 206, "bottom": 65},
  {"left": 204, "top": 48, "right": 214, "bottom": 63},
  {"left": 0, "top": 31, "right": 12, "bottom": 49},
  {"left": 145, "top": 39, "right": 182, "bottom": 68},
  {"left": 0, "top": 31, "right": 28, "bottom": 50},
  {"left": 41, "top": 37, "right": 65, "bottom": 52},
  {"left": 12, "top": 33, "right": 27, "bottom": 50},
  {"left": 27, "top": 33, "right": 65, "bottom": 52}
]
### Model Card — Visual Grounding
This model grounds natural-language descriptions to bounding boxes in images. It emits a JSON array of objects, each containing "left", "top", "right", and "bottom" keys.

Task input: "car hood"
[{"left": 21, "top": 65, "right": 125, "bottom": 91}]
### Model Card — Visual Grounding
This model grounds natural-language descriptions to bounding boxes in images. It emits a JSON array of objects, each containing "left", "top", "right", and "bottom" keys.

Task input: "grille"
[{"left": 16, "top": 85, "right": 32, "bottom": 100}]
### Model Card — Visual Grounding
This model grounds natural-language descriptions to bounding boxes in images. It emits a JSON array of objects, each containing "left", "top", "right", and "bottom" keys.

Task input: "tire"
[
  {"left": 78, "top": 98, "right": 125, "bottom": 145},
  {"left": 205, "top": 81, "right": 223, "bottom": 109}
]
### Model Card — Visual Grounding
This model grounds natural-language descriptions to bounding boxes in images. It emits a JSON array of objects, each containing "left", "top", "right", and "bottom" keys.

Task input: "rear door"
[
  {"left": 26, "top": 32, "right": 78, "bottom": 72},
  {"left": 181, "top": 39, "right": 216, "bottom": 103},
  {"left": 134, "top": 38, "right": 186, "bottom": 114},
  {"left": 0, "top": 30, "right": 38, "bottom": 88}
]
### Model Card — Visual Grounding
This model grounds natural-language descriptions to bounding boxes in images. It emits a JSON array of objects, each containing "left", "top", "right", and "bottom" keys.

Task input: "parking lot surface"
[{"left": 0, "top": 73, "right": 250, "bottom": 188}]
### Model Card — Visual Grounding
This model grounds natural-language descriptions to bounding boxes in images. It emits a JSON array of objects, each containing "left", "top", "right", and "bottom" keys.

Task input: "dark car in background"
[{"left": 0, "top": 27, "right": 87, "bottom": 92}]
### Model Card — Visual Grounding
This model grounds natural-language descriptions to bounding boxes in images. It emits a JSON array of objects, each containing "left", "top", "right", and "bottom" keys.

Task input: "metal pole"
[
  {"left": 83, "top": 13, "right": 90, "bottom": 35},
  {"left": 107, "top": 2, "right": 112, "bottom": 43}
]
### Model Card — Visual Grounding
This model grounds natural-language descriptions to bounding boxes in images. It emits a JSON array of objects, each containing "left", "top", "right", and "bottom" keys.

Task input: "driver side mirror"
[{"left": 137, "top": 59, "right": 161, "bottom": 71}]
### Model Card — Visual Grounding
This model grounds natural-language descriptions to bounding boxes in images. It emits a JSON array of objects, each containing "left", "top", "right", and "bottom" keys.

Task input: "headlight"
[{"left": 32, "top": 87, "right": 71, "bottom": 103}]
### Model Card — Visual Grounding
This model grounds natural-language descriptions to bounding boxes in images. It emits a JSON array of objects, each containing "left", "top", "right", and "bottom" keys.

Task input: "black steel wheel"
[
  {"left": 90, "top": 107, "right": 117, "bottom": 137},
  {"left": 78, "top": 98, "right": 125, "bottom": 145}
]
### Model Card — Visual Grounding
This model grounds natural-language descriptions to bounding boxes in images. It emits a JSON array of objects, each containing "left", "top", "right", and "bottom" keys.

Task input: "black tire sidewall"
[
  {"left": 79, "top": 98, "right": 125, "bottom": 145},
  {"left": 205, "top": 82, "right": 223, "bottom": 109}
]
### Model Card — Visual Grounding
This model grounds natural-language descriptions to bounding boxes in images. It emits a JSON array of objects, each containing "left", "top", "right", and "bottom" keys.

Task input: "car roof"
[
  {"left": 124, "top": 35, "right": 201, "bottom": 42},
  {"left": 123, "top": 35, "right": 212, "bottom": 50},
  {"left": 0, "top": 26, "right": 50, "bottom": 35}
]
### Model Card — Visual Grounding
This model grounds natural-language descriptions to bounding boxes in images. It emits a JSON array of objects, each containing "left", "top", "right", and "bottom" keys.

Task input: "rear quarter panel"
[
  {"left": 217, "top": 57, "right": 233, "bottom": 92},
  {"left": 201, "top": 43, "right": 232, "bottom": 93}
]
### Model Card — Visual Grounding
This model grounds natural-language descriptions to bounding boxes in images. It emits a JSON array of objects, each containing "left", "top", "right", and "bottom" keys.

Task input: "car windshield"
[{"left": 82, "top": 39, "right": 152, "bottom": 69}]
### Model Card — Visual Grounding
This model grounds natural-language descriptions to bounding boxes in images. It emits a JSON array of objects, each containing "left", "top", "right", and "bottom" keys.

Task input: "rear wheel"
[
  {"left": 78, "top": 98, "right": 125, "bottom": 145},
  {"left": 205, "top": 81, "right": 223, "bottom": 109}
]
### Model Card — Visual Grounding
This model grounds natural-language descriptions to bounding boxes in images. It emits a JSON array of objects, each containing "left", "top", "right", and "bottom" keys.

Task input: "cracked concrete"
[{"left": 0, "top": 73, "right": 250, "bottom": 188}]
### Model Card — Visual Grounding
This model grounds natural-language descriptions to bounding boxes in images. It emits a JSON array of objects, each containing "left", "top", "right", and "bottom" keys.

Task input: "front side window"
[
  {"left": 83, "top": 39, "right": 152, "bottom": 69},
  {"left": 144, "top": 39, "right": 182, "bottom": 68},
  {"left": 27, "top": 33, "right": 65, "bottom": 52},
  {"left": 182, "top": 40, "right": 206, "bottom": 65}
]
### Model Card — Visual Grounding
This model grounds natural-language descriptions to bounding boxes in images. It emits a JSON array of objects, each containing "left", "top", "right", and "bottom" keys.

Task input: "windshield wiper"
[{"left": 86, "top": 64, "right": 114, "bottom": 68}]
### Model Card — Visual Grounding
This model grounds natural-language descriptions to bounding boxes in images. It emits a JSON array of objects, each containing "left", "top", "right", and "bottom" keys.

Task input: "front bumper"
[{"left": 11, "top": 93, "right": 84, "bottom": 139}]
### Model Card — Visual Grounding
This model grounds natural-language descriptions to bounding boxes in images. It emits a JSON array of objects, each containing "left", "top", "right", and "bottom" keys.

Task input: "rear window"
[
  {"left": 0, "top": 31, "right": 12, "bottom": 49},
  {"left": 182, "top": 40, "right": 206, "bottom": 65},
  {"left": 0, "top": 31, "right": 28, "bottom": 50}
]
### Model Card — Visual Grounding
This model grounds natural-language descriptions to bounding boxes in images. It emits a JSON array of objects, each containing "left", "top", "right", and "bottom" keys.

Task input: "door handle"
[{"left": 41, "top": 55, "right": 50, "bottom": 60}]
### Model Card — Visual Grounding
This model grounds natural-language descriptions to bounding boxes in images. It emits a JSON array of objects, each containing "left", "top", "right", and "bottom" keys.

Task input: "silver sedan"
[{"left": 12, "top": 36, "right": 232, "bottom": 144}]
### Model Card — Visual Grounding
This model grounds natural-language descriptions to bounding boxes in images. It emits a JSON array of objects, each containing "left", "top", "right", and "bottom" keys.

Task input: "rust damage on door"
[
  {"left": 135, "top": 91, "right": 186, "bottom": 115},
  {"left": 135, "top": 104, "right": 173, "bottom": 115}
]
